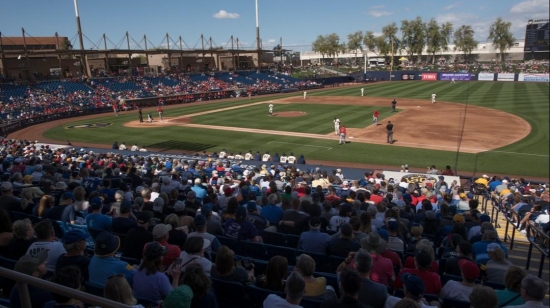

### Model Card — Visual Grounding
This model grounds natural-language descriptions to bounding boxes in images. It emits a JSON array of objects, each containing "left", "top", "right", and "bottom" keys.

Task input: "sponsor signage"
[
  {"left": 400, "top": 73, "right": 416, "bottom": 80},
  {"left": 439, "top": 73, "right": 471, "bottom": 81},
  {"left": 518, "top": 73, "right": 549, "bottom": 82},
  {"left": 421, "top": 73, "right": 437, "bottom": 81},
  {"left": 478, "top": 73, "right": 495, "bottom": 81},
  {"left": 497, "top": 73, "right": 515, "bottom": 82},
  {"left": 382, "top": 171, "right": 460, "bottom": 187}
]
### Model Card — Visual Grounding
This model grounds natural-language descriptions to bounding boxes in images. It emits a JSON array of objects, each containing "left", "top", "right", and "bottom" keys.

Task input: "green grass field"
[{"left": 44, "top": 81, "right": 550, "bottom": 178}]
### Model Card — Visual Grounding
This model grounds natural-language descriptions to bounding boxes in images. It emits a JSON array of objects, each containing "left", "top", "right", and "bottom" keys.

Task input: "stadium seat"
[
  {"left": 296, "top": 250, "right": 327, "bottom": 272},
  {"left": 217, "top": 236, "right": 239, "bottom": 254},
  {"left": 245, "top": 284, "right": 285, "bottom": 308},
  {"left": 83, "top": 281, "right": 104, "bottom": 297},
  {"left": 327, "top": 255, "right": 346, "bottom": 272},
  {"left": 210, "top": 277, "right": 251, "bottom": 308},
  {"left": 286, "top": 234, "right": 300, "bottom": 248},
  {"left": 260, "top": 231, "right": 287, "bottom": 246},
  {"left": 240, "top": 241, "right": 267, "bottom": 260},
  {"left": 442, "top": 298, "right": 471, "bottom": 308},
  {"left": 266, "top": 244, "right": 297, "bottom": 265}
]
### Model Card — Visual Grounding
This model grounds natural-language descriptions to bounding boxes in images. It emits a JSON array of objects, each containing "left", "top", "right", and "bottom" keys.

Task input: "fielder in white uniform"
[
  {"left": 268, "top": 103, "right": 274, "bottom": 116},
  {"left": 431, "top": 93, "right": 436, "bottom": 104},
  {"left": 334, "top": 118, "right": 340, "bottom": 135},
  {"left": 361, "top": 88, "right": 364, "bottom": 96},
  {"left": 451, "top": 78, "right": 455, "bottom": 84},
  {"left": 303, "top": 91, "right": 307, "bottom": 99}
]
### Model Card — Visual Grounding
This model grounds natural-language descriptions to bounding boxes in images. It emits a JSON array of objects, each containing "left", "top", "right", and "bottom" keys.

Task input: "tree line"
[{"left": 312, "top": 17, "right": 516, "bottom": 64}]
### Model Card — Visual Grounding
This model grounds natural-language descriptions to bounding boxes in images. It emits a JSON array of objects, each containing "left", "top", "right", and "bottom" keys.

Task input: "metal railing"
[{"left": 0, "top": 267, "right": 130, "bottom": 308}]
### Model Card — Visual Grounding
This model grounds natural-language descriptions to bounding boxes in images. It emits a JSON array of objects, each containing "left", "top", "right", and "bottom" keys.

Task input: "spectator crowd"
[{"left": 0, "top": 138, "right": 547, "bottom": 307}]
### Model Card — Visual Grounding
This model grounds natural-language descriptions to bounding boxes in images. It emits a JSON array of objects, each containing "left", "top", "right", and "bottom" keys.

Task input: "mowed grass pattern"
[
  {"left": 191, "top": 103, "right": 395, "bottom": 134},
  {"left": 44, "top": 81, "right": 549, "bottom": 178}
]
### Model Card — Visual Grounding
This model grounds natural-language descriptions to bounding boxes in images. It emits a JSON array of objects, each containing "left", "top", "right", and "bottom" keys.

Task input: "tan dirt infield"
[{"left": 121, "top": 96, "right": 530, "bottom": 154}]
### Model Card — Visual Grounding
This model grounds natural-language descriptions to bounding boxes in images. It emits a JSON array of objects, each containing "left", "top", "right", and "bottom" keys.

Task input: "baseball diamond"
[{"left": 9, "top": 81, "right": 549, "bottom": 179}]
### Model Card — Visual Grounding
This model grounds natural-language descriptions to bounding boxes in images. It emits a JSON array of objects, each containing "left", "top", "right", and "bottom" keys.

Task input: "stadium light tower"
[
  {"left": 255, "top": 0, "right": 261, "bottom": 69},
  {"left": 73, "top": 0, "right": 90, "bottom": 77}
]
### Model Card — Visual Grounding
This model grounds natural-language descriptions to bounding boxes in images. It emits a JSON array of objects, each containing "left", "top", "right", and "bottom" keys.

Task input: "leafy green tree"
[
  {"left": 400, "top": 17, "right": 426, "bottom": 63},
  {"left": 454, "top": 25, "right": 478, "bottom": 62},
  {"left": 487, "top": 17, "right": 515, "bottom": 62},
  {"left": 347, "top": 31, "right": 363, "bottom": 64},
  {"left": 426, "top": 19, "right": 453, "bottom": 64},
  {"left": 382, "top": 23, "right": 399, "bottom": 66},
  {"left": 312, "top": 35, "right": 328, "bottom": 64},
  {"left": 363, "top": 31, "right": 377, "bottom": 55}
]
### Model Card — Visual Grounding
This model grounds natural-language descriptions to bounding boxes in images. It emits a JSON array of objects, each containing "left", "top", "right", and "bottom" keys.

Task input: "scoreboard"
[{"left": 524, "top": 19, "right": 550, "bottom": 52}]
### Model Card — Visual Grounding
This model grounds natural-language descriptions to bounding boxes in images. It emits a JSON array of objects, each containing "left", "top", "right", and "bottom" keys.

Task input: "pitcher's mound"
[{"left": 275, "top": 111, "right": 307, "bottom": 117}]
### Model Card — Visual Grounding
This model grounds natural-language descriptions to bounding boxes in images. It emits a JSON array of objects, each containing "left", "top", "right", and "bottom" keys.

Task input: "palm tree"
[
  {"left": 487, "top": 17, "right": 515, "bottom": 62},
  {"left": 454, "top": 25, "right": 478, "bottom": 62},
  {"left": 347, "top": 31, "right": 363, "bottom": 64}
]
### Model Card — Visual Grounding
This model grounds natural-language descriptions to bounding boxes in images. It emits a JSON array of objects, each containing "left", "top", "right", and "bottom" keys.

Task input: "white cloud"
[
  {"left": 443, "top": 2, "right": 462, "bottom": 10},
  {"left": 510, "top": 0, "right": 549, "bottom": 15},
  {"left": 212, "top": 10, "right": 240, "bottom": 19},
  {"left": 366, "top": 10, "right": 394, "bottom": 17},
  {"left": 435, "top": 13, "right": 477, "bottom": 24},
  {"left": 370, "top": 5, "right": 385, "bottom": 9}
]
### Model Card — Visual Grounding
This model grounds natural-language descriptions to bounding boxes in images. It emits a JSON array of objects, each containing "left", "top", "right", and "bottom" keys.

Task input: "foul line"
[
  {"left": 480, "top": 150, "right": 549, "bottom": 158},
  {"left": 267, "top": 141, "right": 332, "bottom": 151}
]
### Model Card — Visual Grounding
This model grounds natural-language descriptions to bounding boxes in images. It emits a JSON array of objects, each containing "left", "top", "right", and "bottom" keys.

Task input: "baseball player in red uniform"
[
  {"left": 157, "top": 106, "right": 163, "bottom": 120},
  {"left": 373, "top": 110, "right": 380, "bottom": 126},
  {"left": 339, "top": 125, "right": 347, "bottom": 145}
]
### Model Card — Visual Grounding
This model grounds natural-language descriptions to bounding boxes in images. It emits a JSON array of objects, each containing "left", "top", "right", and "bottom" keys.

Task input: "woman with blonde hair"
[
  {"left": 165, "top": 214, "right": 187, "bottom": 248},
  {"left": 482, "top": 243, "right": 512, "bottom": 284},
  {"left": 34, "top": 195, "right": 55, "bottom": 218},
  {"left": 104, "top": 274, "right": 143, "bottom": 307},
  {"left": 494, "top": 265, "right": 526, "bottom": 307},
  {"left": 211, "top": 245, "right": 254, "bottom": 284},
  {"left": 19, "top": 190, "right": 35, "bottom": 215},
  {"left": 294, "top": 254, "right": 333, "bottom": 299},
  {"left": 22, "top": 174, "right": 44, "bottom": 198}
]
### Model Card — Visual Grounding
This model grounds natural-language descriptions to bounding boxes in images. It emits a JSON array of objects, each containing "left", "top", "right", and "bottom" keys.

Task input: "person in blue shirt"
[
  {"left": 472, "top": 230, "right": 508, "bottom": 264},
  {"left": 85, "top": 197, "right": 112, "bottom": 239},
  {"left": 191, "top": 178, "right": 207, "bottom": 201},
  {"left": 298, "top": 217, "right": 330, "bottom": 254},
  {"left": 223, "top": 207, "right": 260, "bottom": 242},
  {"left": 88, "top": 231, "right": 134, "bottom": 287},
  {"left": 261, "top": 194, "right": 283, "bottom": 223},
  {"left": 488, "top": 177, "right": 502, "bottom": 192}
]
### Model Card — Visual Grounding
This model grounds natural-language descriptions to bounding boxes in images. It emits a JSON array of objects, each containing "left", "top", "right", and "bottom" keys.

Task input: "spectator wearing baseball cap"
[
  {"left": 88, "top": 231, "right": 134, "bottom": 287},
  {"left": 297, "top": 217, "right": 331, "bottom": 255},
  {"left": 481, "top": 243, "right": 513, "bottom": 284},
  {"left": 223, "top": 206, "right": 261, "bottom": 242},
  {"left": 386, "top": 218, "right": 405, "bottom": 253},
  {"left": 200, "top": 203, "right": 224, "bottom": 236},
  {"left": 49, "top": 192, "right": 77, "bottom": 224},
  {"left": 9, "top": 250, "right": 54, "bottom": 308},
  {"left": 0, "top": 181, "right": 21, "bottom": 212},
  {"left": 440, "top": 259, "right": 480, "bottom": 302},
  {"left": 385, "top": 273, "right": 440, "bottom": 308},
  {"left": 56, "top": 229, "right": 91, "bottom": 282},
  {"left": 328, "top": 223, "right": 361, "bottom": 258},
  {"left": 133, "top": 242, "right": 180, "bottom": 302},
  {"left": 122, "top": 211, "right": 154, "bottom": 260},
  {"left": 178, "top": 236, "right": 213, "bottom": 275},
  {"left": 163, "top": 285, "right": 193, "bottom": 308},
  {"left": 394, "top": 249, "right": 442, "bottom": 295},
  {"left": 328, "top": 203, "right": 352, "bottom": 231},
  {"left": 151, "top": 223, "right": 181, "bottom": 267},
  {"left": 111, "top": 201, "right": 137, "bottom": 234},
  {"left": 187, "top": 214, "right": 221, "bottom": 256},
  {"left": 85, "top": 197, "right": 112, "bottom": 239},
  {"left": 246, "top": 201, "right": 269, "bottom": 232},
  {"left": 472, "top": 230, "right": 508, "bottom": 264}
]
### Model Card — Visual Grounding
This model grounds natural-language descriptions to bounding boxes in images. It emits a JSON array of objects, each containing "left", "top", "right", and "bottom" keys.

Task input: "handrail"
[{"left": 0, "top": 267, "right": 130, "bottom": 308}]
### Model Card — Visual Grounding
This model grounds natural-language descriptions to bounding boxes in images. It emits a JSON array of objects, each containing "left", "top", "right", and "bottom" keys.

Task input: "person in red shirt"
[
  {"left": 339, "top": 125, "right": 347, "bottom": 145},
  {"left": 373, "top": 110, "right": 380, "bottom": 126},
  {"left": 394, "top": 249, "right": 442, "bottom": 295},
  {"left": 148, "top": 224, "right": 181, "bottom": 267},
  {"left": 360, "top": 232, "right": 395, "bottom": 286},
  {"left": 157, "top": 106, "right": 163, "bottom": 121}
]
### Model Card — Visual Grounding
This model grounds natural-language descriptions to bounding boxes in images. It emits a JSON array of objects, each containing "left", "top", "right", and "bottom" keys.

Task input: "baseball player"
[
  {"left": 361, "top": 87, "right": 364, "bottom": 96},
  {"left": 268, "top": 103, "right": 274, "bottom": 116},
  {"left": 334, "top": 118, "right": 340, "bottom": 135},
  {"left": 339, "top": 125, "right": 347, "bottom": 145},
  {"left": 373, "top": 110, "right": 380, "bottom": 126},
  {"left": 451, "top": 77, "right": 456, "bottom": 84},
  {"left": 303, "top": 91, "right": 307, "bottom": 99},
  {"left": 157, "top": 106, "right": 163, "bottom": 120},
  {"left": 431, "top": 93, "right": 436, "bottom": 104},
  {"left": 147, "top": 113, "right": 153, "bottom": 123}
]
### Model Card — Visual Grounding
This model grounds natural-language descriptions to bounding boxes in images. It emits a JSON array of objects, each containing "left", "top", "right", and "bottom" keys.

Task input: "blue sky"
[{"left": 1, "top": 0, "right": 548, "bottom": 52}]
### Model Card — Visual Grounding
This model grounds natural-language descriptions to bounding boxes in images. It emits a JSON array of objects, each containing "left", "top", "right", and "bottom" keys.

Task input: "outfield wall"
[{"left": 354, "top": 71, "right": 549, "bottom": 82}]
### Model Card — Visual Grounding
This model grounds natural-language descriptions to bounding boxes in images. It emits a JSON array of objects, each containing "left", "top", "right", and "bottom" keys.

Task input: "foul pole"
[
  {"left": 255, "top": 0, "right": 261, "bottom": 69},
  {"left": 73, "top": 0, "right": 91, "bottom": 77}
]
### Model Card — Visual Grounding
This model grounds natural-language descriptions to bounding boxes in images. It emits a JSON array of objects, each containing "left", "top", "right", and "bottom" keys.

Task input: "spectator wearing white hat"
[{"left": 0, "top": 181, "right": 21, "bottom": 211}]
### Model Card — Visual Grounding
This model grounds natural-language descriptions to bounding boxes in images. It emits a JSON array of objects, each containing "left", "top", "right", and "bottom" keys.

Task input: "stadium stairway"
[{"left": 486, "top": 197, "right": 549, "bottom": 304}]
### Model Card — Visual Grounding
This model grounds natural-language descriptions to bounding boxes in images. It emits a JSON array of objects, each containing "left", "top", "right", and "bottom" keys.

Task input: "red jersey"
[
  {"left": 373, "top": 110, "right": 380, "bottom": 117},
  {"left": 157, "top": 107, "right": 163, "bottom": 113},
  {"left": 394, "top": 268, "right": 442, "bottom": 295},
  {"left": 339, "top": 126, "right": 346, "bottom": 134}
]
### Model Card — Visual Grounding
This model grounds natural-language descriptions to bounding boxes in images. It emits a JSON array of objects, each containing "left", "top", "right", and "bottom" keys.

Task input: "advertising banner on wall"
[
  {"left": 381, "top": 171, "right": 460, "bottom": 187},
  {"left": 518, "top": 73, "right": 550, "bottom": 82},
  {"left": 497, "top": 73, "right": 515, "bottom": 81},
  {"left": 439, "top": 73, "right": 471, "bottom": 81},
  {"left": 478, "top": 73, "right": 495, "bottom": 81},
  {"left": 421, "top": 73, "right": 437, "bottom": 81},
  {"left": 400, "top": 73, "right": 416, "bottom": 80}
]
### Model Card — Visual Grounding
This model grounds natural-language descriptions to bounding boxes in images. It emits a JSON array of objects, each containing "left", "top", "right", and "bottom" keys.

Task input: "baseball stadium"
[{"left": 0, "top": 1, "right": 549, "bottom": 307}]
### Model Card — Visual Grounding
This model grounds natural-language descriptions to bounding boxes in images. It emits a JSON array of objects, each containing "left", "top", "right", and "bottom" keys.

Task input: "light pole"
[
  {"left": 73, "top": 0, "right": 90, "bottom": 77},
  {"left": 255, "top": 0, "right": 261, "bottom": 70}
]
